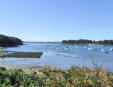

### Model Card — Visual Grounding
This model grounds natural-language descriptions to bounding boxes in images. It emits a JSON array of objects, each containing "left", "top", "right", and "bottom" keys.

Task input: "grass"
[{"left": 0, "top": 66, "right": 113, "bottom": 87}]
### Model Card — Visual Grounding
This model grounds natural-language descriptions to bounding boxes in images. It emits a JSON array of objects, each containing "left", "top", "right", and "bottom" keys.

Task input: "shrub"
[{"left": 0, "top": 66, "right": 112, "bottom": 87}]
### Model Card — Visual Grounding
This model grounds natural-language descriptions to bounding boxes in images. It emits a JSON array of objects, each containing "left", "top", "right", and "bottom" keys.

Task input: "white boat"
[
  {"left": 110, "top": 48, "right": 113, "bottom": 51},
  {"left": 84, "top": 46, "right": 87, "bottom": 48},
  {"left": 64, "top": 48, "right": 68, "bottom": 50},
  {"left": 101, "top": 49, "right": 104, "bottom": 52},
  {"left": 75, "top": 46, "right": 78, "bottom": 48},
  {"left": 88, "top": 48, "right": 93, "bottom": 51}
]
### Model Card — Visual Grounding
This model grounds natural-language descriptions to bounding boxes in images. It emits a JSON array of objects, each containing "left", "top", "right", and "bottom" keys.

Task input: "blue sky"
[{"left": 0, "top": 0, "right": 113, "bottom": 41}]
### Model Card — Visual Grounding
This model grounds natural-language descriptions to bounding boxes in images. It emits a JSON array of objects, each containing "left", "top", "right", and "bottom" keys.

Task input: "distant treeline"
[
  {"left": 0, "top": 34, "right": 23, "bottom": 47},
  {"left": 62, "top": 39, "right": 113, "bottom": 45}
]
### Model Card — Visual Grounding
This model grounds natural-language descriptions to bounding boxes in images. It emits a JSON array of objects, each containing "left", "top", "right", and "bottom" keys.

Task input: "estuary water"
[{"left": 1, "top": 42, "right": 113, "bottom": 72}]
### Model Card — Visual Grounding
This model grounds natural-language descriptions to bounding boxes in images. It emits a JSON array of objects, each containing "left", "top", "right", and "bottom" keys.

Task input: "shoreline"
[{"left": 0, "top": 63, "right": 44, "bottom": 72}]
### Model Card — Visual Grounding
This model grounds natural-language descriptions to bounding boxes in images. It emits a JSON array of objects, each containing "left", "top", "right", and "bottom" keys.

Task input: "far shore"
[
  {"left": 23, "top": 41, "right": 113, "bottom": 46},
  {"left": 62, "top": 39, "right": 113, "bottom": 46}
]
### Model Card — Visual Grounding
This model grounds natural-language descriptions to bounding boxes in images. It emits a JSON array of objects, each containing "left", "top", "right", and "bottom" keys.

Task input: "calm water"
[{"left": 1, "top": 42, "right": 113, "bottom": 72}]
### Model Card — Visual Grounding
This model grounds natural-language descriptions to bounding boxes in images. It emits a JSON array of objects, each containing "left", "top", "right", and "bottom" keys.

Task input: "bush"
[{"left": 0, "top": 66, "right": 113, "bottom": 87}]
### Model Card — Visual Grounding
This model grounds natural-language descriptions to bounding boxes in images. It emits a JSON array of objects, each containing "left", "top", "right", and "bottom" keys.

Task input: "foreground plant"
[
  {"left": 0, "top": 66, "right": 113, "bottom": 87},
  {"left": 0, "top": 47, "right": 3, "bottom": 58}
]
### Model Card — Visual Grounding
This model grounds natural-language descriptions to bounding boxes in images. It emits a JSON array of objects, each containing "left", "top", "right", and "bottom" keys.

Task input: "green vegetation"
[
  {"left": 0, "top": 34, "right": 23, "bottom": 47},
  {"left": 0, "top": 47, "right": 3, "bottom": 58},
  {"left": 62, "top": 39, "right": 113, "bottom": 45},
  {"left": 0, "top": 66, "right": 113, "bottom": 87}
]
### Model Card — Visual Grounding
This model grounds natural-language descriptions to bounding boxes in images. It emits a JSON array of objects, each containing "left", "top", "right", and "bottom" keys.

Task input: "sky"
[{"left": 0, "top": 0, "right": 113, "bottom": 42}]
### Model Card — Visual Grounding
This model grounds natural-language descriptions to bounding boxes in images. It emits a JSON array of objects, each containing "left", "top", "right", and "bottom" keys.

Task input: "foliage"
[
  {"left": 0, "top": 66, "right": 113, "bottom": 87},
  {"left": 62, "top": 39, "right": 113, "bottom": 45},
  {"left": 0, "top": 34, "right": 23, "bottom": 47}
]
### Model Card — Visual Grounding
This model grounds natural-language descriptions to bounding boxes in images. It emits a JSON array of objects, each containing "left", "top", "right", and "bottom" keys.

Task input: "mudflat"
[{"left": 1, "top": 52, "right": 43, "bottom": 58}]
